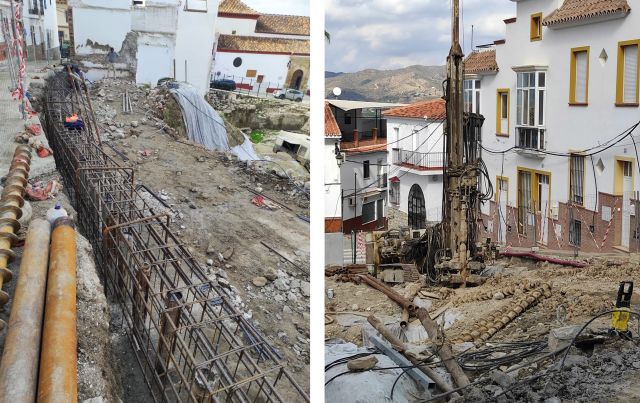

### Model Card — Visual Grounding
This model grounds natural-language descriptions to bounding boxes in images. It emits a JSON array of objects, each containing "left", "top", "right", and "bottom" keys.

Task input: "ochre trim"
[
  {"left": 530, "top": 13, "right": 543, "bottom": 42},
  {"left": 496, "top": 88, "right": 510, "bottom": 136},
  {"left": 616, "top": 39, "right": 640, "bottom": 106},
  {"left": 569, "top": 46, "right": 590, "bottom": 105}
]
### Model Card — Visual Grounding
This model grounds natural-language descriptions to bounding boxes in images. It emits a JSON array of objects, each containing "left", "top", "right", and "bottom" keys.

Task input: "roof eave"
[{"left": 543, "top": 10, "right": 630, "bottom": 29}]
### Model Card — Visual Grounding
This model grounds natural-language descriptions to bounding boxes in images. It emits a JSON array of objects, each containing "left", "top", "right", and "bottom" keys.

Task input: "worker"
[{"left": 107, "top": 47, "right": 118, "bottom": 78}]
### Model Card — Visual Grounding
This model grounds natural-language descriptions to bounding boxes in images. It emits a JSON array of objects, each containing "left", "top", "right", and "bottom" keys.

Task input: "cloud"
[
  {"left": 243, "top": 0, "right": 309, "bottom": 16},
  {"left": 326, "top": 0, "right": 515, "bottom": 72}
]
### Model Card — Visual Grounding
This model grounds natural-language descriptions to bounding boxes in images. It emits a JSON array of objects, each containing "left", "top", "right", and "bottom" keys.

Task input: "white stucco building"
[
  {"left": 0, "top": 0, "right": 60, "bottom": 61},
  {"left": 212, "top": 0, "right": 309, "bottom": 94},
  {"left": 384, "top": 99, "right": 446, "bottom": 228},
  {"left": 469, "top": 0, "right": 640, "bottom": 252},
  {"left": 69, "top": 0, "right": 218, "bottom": 95}
]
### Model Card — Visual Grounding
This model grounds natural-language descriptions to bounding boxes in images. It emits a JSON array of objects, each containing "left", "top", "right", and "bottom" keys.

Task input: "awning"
[{"left": 326, "top": 99, "right": 405, "bottom": 111}]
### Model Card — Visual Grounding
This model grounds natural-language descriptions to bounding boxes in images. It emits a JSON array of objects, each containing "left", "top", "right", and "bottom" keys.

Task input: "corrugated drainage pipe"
[
  {"left": 0, "top": 219, "right": 51, "bottom": 403},
  {"left": 37, "top": 217, "right": 77, "bottom": 403}
]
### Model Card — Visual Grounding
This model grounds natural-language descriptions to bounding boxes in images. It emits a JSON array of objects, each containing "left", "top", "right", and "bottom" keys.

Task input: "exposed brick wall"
[{"left": 479, "top": 192, "right": 640, "bottom": 253}]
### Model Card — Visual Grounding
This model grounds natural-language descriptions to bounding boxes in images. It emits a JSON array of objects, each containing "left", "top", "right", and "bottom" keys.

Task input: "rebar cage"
[{"left": 42, "top": 71, "right": 309, "bottom": 403}]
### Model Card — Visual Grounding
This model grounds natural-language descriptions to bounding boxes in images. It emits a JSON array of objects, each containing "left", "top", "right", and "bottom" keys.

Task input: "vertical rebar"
[
  {"left": 0, "top": 219, "right": 51, "bottom": 403},
  {"left": 155, "top": 291, "right": 183, "bottom": 376},
  {"left": 38, "top": 217, "right": 78, "bottom": 403}
]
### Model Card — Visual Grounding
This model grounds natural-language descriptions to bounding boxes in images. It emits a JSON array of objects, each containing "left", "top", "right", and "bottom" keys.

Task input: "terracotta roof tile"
[
  {"left": 325, "top": 103, "right": 341, "bottom": 138},
  {"left": 256, "top": 14, "right": 310, "bottom": 36},
  {"left": 217, "top": 35, "right": 310, "bottom": 55},
  {"left": 383, "top": 98, "right": 446, "bottom": 120},
  {"left": 343, "top": 144, "right": 387, "bottom": 154},
  {"left": 464, "top": 49, "right": 498, "bottom": 74},
  {"left": 218, "top": 0, "right": 259, "bottom": 16},
  {"left": 543, "top": 0, "right": 630, "bottom": 26}
]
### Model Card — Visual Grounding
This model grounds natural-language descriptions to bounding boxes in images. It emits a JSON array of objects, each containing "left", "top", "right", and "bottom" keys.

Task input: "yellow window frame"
[
  {"left": 516, "top": 167, "right": 551, "bottom": 235},
  {"left": 496, "top": 89, "right": 510, "bottom": 136},
  {"left": 496, "top": 176, "right": 509, "bottom": 205},
  {"left": 567, "top": 152, "right": 587, "bottom": 206},
  {"left": 616, "top": 39, "right": 640, "bottom": 106},
  {"left": 569, "top": 46, "right": 590, "bottom": 105},
  {"left": 530, "top": 13, "right": 542, "bottom": 42},
  {"left": 614, "top": 156, "right": 635, "bottom": 195}
]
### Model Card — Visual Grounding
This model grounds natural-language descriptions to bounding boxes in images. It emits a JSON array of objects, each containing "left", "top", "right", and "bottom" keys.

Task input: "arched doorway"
[
  {"left": 408, "top": 184, "right": 426, "bottom": 229},
  {"left": 289, "top": 69, "right": 304, "bottom": 89}
]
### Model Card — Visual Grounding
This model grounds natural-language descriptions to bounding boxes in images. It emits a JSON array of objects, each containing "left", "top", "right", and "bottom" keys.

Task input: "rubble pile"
[{"left": 325, "top": 252, "right": 640, "bottom": 401}]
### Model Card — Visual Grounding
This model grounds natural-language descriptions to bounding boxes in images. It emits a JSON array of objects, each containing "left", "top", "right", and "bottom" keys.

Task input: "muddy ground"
[
  {"left": 325, "top": 254, "right": 640, "bottom": 402},
  {"left": 87, "top": 78, "right": 311, "bottom": 394}
]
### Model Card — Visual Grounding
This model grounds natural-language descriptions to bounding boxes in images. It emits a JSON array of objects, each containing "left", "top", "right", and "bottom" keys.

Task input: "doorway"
[
  {"left": 290, "top": 69, "right": 303, "bottom": 89},
  {"left": 408, "top": 184, "right": 426, "bottom": 229}
]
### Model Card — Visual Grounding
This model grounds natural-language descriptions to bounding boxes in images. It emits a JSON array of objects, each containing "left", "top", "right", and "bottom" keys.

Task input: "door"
[
  {"left": 497, "top": 178, "right": 508, "bottom": 244},
  {"left": 376, "top": 199, "right": 384, "bottom": 229},
  {"left": 622, "top": 160, "right": 633, "bottom": 248},
  {"left": 408, "top": 184, "right": 426, "bottom": 229},
  {"left": 538, "top": 174, "right": 550, "bottom": 245}
]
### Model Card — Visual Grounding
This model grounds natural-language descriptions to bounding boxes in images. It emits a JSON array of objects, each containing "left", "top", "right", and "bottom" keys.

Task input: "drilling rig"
[{"left": 389, "top": 0, "right": 495, "bottom": 287}]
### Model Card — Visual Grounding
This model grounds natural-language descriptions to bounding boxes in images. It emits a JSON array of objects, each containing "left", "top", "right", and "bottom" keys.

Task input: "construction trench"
[{"left": 0, "top": 67, "right": 310, "bottom": 402}]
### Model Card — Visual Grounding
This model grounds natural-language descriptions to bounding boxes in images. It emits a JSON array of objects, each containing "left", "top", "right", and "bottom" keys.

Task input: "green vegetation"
[{"left": 250, "top": 129, "right": 265, "bottom": 144}]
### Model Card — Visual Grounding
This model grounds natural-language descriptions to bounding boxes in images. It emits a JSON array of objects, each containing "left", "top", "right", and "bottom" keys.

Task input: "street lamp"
[{"left": 334, "top": 142, "right": 344, "bottom": 166}]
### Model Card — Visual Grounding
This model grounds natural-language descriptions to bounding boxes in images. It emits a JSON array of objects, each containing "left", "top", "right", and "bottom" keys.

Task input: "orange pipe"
[
  {"left": 37, "top": 217, "right": 77, "bottom": 403},
  {"left": 0, "top": 219, "right": 51, "bottom": 403}
]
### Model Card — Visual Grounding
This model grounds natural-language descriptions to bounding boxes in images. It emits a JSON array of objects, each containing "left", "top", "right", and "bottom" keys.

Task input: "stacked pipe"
[
  {"left": 0, "top": 145, "right": 31, "bottom": 328},
  {"left": 452, "top": 283, "right": 552, "bottom": 346},
  {"left": 451, "top": 280, "right": 541, "bottom": 304}
]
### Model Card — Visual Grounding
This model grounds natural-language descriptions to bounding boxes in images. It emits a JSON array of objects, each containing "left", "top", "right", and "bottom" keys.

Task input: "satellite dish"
[{"left": 333, "top": 87, "right": 342, "bottom": 97}]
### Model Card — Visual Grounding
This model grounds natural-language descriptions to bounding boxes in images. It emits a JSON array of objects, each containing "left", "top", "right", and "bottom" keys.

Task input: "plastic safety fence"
[{"left": 42, "top": 72, "right": 308, "bottom": 403}]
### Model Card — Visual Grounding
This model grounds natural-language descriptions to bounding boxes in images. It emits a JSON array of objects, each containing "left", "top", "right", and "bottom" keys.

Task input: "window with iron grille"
[
  {"left": 570, "top": 154, "right": 585, "bottom": 205},
  {"left": 390, "top": 181, "right": 400, "bottom": 205},
  {"left": 569, "top": 219, "right": 581, "bottom": 246},
  {"left": 363, "top": 160, "right": 370, "bottom": 179},
  {"left": 362, "top": 201, "right": 376, "bottom": 224}
]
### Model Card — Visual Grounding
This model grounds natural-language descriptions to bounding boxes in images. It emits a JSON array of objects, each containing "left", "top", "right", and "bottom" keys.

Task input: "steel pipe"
[
  {"left": 0, "top": 219, "right": 51, "bottom": 403},
  {"left": 0, "top": 145, "right": 32, "bottom": 328},
  {"left": 354, "top": 274, "right": 416, "bottom": 312},
  {"left": 38, "top": 217, "right": 77, "bottom": 403}
]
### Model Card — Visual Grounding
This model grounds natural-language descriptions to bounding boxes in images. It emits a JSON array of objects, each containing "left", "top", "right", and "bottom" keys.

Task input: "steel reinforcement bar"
[{"left": 42, "top": 72, "right": 308, "bottom": 403}]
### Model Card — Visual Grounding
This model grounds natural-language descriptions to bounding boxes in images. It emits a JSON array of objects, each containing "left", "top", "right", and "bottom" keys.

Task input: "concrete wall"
[
  {"left": 135, "top": 34, "right": 174, "bottom": 85},
  {"left": 325, "top": 233, "right": 344, "bottom": 266},
  {"left": 72, "top": 6, "right": 129, "bottom": 55}
]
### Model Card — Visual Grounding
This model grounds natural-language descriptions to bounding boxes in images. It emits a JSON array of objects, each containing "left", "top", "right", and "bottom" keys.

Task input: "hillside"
[{"left": 325, "top": 65, "right": 446, "bottom": 103}]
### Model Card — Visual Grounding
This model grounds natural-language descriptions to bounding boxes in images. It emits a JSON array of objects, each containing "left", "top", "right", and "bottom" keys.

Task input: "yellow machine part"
[{"left": 611, "top": 308, "right": 631, "bottom": 333}]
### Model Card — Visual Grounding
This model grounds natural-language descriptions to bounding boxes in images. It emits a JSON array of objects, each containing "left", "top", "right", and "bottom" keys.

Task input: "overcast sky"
[
  {"left": 243, "top": 0, "right": 309, "bottom": 16},
  {"left": 326, "top": 0, "right": 515, "bottom": 72}
]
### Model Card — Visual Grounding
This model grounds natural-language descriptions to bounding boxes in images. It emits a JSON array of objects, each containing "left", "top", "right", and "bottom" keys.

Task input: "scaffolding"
[{"left": 42, "top": 71, "right": 309, "bottom": 403}]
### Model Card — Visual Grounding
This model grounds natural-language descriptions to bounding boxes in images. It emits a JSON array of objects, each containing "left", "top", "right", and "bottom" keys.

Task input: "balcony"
[
  {"left": 340, "top": 127, "right": 387, "bottom": 150},
  {"left": 392, "top": 148, "right": 444, "bottom": 171},
  {"left": 515, "top": 127, "right": 546, "bottom": 159}
]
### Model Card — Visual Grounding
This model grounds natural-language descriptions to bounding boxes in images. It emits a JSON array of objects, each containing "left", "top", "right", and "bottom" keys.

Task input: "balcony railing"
[{"left": 392, "top": 148, "right": 444, "bottom": 170}]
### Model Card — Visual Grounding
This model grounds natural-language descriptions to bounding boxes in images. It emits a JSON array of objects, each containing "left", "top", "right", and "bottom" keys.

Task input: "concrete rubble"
[{"left": 325, "top": 251, "right": 640, "bottom": 401}]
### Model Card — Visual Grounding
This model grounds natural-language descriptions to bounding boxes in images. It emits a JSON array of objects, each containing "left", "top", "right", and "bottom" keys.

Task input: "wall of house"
[
  {"left": 391, "top": 173, "right": 443, "bottom": 223},
  {"left": 56, "top": 4, "right": 69, "bottom": 41},
  {"left": 214, "top": 51, "right": 289, "bottom": 88},
  {"left": 474, "top": 0, "right": 640, "bottom": 250},
  {"left": 325, "top": 139, "right": 342, "bottom": 227},
  {"left": 340, "top": 151, "right": 388, "bottom": 232},
  {"left": 18, "top": 0, "right": 60, "bottom": 60},
  {"left": 71, "top": 3, "right": 130, "bottom": 55},
  {"left": 173, "top": 0, "right": 218, "bottom": 95},
  {"left": 216, "top": 16, "right": 257, "bottom": 35},
  {"left": 386, "top": 116, "right": 444, "bottom": 155},
  {"left": 135, "top": 33, "right": 175, "bottom": 85}
]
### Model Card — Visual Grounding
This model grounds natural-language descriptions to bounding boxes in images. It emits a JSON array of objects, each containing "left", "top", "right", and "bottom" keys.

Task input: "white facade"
[
  {"left": 474, "top": 0, "right": 640, "bottom": 221},
  {"left": 0, "top": 0, "right": 60, "bottom": 59},
  {"left": 214, "top": 51, "right": 289, "bottom": 89},
  {"left": 386, "top": 116, "right": 445, "bottom": 223},
  {"left": 216, "top": 15, "right": 257, "bottom": 35},
  {"left": 325, "top": 138, "right": 342, "bottom": 221},
  {"left": 70, "top": 0, "right": 218, "bottom": 95},
  {"left": 341, "top": 151, "right": 388, "bottom": 229}
]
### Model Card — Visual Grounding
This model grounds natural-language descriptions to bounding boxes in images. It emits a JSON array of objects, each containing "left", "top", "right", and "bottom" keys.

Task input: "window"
[
  {"left": 569, "top": 219, "right": 582, "bottom": 246},
  {"left": 569, "top": 154, "right": 585, "bottom": 205},
  {"left": 344, "top": 112, "right": 352, "bottom": 125},
  {"left": 246, "top": 69, "right": 256, "bottom": 78},
  {"left": 517, "top": 170, "right": 532, "bottom": 235},
  {"left": 530, "top": 12, "right": 542, "bottom": 41},
  {"left": 231, "top": 30, "right": 236, "bottom": 35},
  {"left": 132, "top": 0, "right": 145, "bottom": 6},
  {"left": 496, "top": 89, "right": 509, "bottom": 136},
  {"left": 256, "top": 75, "right": 264, "bottom": 83},
  {"left": 517, "top": 169, "right": 551, "bottom": 235},
  {"left": 464, "top": 79, "right": 481, "bottom": 113},
  {"left": 393, "top": 127, "right": 399, "bottom": 143},
  {"left": 363, "top": 160, "right": 370, "bottom": 179},
  {"left": 616, "top": 40, "right": 639, "bottom": 106},
  {"left": 185, "top": 0, "right": 208, "bottom": 12},
  {"left": 570, "top": 47, "right": 590, "bottom": 105},
  {"left": 362, "top": 201, "right": 376, "bottom": 224},
  {"left": 516, "top": 71, "right": 546, "bottom": 150},
  {"left": 233, "top": 57, "right": 242, "bottom": 67}
]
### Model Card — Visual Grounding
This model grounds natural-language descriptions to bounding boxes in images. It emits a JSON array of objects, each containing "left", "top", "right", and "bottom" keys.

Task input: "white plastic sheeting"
[{"left": 168, "top": 83, "right": 259, "bottom": 161}]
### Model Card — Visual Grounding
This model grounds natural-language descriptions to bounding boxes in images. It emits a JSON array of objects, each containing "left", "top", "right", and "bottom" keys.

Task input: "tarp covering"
[{"left": 169, "top": 82, "right": 258, "bottom": 161}]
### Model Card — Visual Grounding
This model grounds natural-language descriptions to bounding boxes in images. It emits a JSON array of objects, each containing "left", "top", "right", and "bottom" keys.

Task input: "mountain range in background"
[{"left": 325, "top": 65, "right": 447, "bottom": 104}]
